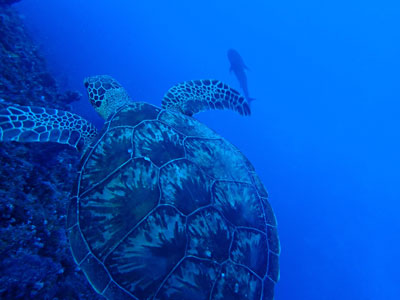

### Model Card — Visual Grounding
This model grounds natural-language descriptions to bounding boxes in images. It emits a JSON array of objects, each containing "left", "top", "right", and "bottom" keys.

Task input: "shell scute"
[
  {"left": 212, "top": 262, "right": 262, "bottom": 300},
  {"left": 80, "top": 127, "right": 133, "bottom": 194},
  {"left": 185, "top": 138, "right": 251, "bottom": 182},
  {"left": 187, "top": 207, "right": 234, "bottom": 263},
  {"left": 104, "top": 205, "right": 186, "bottom": 299},
  {"left": 159, "top": 159, "right": 212, "bottom": 215},
  {"left": 133, "top": 121, "right": 185, "bottom": 167},
  {"left": 267, "top": 226, "right": 280, "bottom": 255},
  {"left": 102, "top": 282, "right": 133, "bottom": 300},
  {"left": 158, "top": 110, "right": 219, "bottom": 138},
  {"left": 79, "top": 254, "right": 111, "bottom": 294},
  {"left": 267, "top": 252, "right": 280, "bottom": 283},
  {"left": 213, "top": 181, "right": 266, "bottom": 232},
  {"left": 155, "top": 257, "right": 220, "bottom": 299},
  {"left": 68, "top": 225, "right": 90, "bottom": 265},
  {"left": 109, "top": 102, "right": 160, "bottom": 129},
  {"left": 79, "top": 158, "right": 159, "bottom": 260},
  {"left": 230, "top": 228, "right": 269, "bottom": 278}
]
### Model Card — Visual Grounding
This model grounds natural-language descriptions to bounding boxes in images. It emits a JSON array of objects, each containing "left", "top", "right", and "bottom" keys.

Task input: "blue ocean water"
[{"left": 14, "top": 0, "right": 400, "bottom": 299}]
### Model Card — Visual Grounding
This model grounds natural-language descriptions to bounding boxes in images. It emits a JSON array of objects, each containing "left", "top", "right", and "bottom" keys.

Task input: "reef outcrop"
[{"left": 0, "top": 3, "right": 102, "bottom": 299}]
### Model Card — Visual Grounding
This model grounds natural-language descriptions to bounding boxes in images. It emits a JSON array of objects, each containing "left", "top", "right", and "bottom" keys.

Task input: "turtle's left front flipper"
[
  {"left": 0, "top": 105, "right": 97, "bottom": 152},
  {"left": 162, "top": 79, "right": 251, "bottom": 116}
]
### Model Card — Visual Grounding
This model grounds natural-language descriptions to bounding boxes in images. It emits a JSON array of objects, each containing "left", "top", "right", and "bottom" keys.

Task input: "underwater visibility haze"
[{"left": 0, "top": 0, "right": 399, "bottom": 299}]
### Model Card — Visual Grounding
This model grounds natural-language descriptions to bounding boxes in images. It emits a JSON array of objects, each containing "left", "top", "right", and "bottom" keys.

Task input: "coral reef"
[{"left": 0, "top": 3, "right": 101, "bottom": 299}]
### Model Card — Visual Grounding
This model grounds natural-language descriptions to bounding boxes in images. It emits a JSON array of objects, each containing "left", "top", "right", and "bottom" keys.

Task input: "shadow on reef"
[{"left": 0, "top": 2, "right": 102, "bottom": 299}]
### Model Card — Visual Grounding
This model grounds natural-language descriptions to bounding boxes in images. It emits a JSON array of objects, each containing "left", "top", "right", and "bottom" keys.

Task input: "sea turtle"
[{"left": 0, "top": 75, "right": 280, "bottom": 300}]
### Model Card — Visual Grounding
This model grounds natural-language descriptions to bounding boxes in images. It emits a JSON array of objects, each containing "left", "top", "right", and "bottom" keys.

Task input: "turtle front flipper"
[
  {"left": 162, "top": 79, "right": 251, "bottom": 116},
  {"left": 0, "top": 105, "right": 98, "bottom": 152}
]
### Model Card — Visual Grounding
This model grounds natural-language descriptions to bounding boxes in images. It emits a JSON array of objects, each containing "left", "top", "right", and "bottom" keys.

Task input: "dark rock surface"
[
  {"left": 0, "top": 0, "right": 22, "bottom": 5},
  {"left": 0, "top": 5, "right": 102, "bottom": 299}
]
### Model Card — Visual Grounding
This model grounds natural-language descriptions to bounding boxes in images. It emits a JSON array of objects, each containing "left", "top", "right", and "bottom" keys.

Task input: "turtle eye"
[{"left": 84, "top": 81, "right": 89, "bottom": 88}]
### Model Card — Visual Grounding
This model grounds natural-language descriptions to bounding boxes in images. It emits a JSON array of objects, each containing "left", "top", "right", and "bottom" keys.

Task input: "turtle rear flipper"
[
  {"left": 162, "top": 79, "right": 251, "bottom": 116},
  {"left": 0, "top": 105, "right": 97, "bottom": 152}
]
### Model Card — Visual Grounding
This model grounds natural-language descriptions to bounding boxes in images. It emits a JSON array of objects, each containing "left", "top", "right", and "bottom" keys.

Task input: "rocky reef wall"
[{"left": 0, "top": 2, "right": 102, "bottom": 299}]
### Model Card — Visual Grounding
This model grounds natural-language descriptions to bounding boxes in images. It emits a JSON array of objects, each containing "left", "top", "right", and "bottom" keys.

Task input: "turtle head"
[{"left": 83, "top": 75, "right": 130, "bottom": 120}]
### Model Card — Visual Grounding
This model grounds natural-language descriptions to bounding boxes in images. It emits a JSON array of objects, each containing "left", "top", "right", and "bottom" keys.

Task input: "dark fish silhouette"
[{"left": 227, "top": 48, "right": 255, "bottom": 102}]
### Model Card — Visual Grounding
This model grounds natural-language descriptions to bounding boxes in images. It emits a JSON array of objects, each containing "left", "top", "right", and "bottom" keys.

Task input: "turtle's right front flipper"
[{"left": 0, "top": 105, "right": 97, "bottom": 152}]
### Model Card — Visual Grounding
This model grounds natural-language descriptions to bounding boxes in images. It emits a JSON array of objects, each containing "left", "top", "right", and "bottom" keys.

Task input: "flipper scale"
[
  {"left": 0, "top": 105, "right": 98, "bottom": 152},
  {"left": 162, "top": 79, "right": 251, "bottom": 116}
]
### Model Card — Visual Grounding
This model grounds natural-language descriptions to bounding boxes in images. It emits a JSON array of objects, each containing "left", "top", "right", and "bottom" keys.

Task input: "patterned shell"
[{"left": 67, "top": 102, "right": 280, "bottom": 300}]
